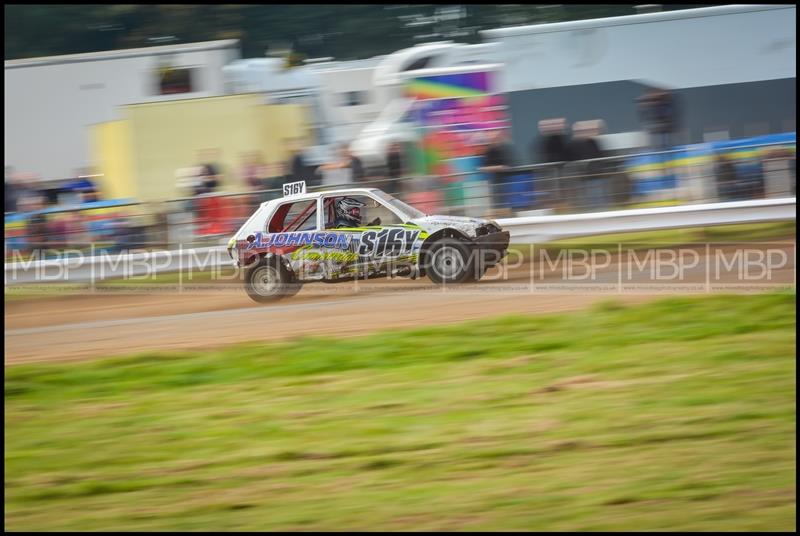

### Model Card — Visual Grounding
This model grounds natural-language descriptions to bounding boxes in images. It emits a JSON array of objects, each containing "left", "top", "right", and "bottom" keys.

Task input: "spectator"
[
  {"left": 567, "top": 121, "right": 607, "bottom": 211},
  {"left": 198, "top": 149, "right": 223, "bottom": 194},
  {"left": 12, "top": 172, "right": 43, "bottom": 214},
  {"left": 319, "top": 143, "right": 366, "bottom": 186},
  {"left": 715, "top": 153, "right": 741, "bottom": 201},
  {"left": 287, "top": 141, "right": 321, "bottom": 188},
  {"left": 23, "top": 193, "right": 48, "bottom": 253},
  {"left": 535, "top": 118, "right": 570, "bottom": 165},
  {"left": 344, "top": 144, "right": 366, "bottom": 182},
  {"left": 199, "top": 164, "right": 220, "bottom": 194},
  {"left": 241, "top": 151, "right": 269, "bottom": 192},
  {"left": 5, "top": 166, "right": 18, "bottom": 213},
  {"left": 262, "top": 163, "right": 287, "bottom": 200},
  {"left": 534, "top": 118, "right": 570, "bottom": 210},
  {"left": 39, "top": 178, "right": 62, "bottom": 207},
  {"left": 385, "top": 142, "right": 405, "bottom": 195},
  {"left": 238, "top": 152, "right": 266, "bottom": 212},
  {"left": 479, "top": 129, "right": 515, "bottom": 212},
  {"left": 637, "top": 88, "right": 679, "bottom": 150},
  {"left": 175, "top": 166, "right": 203, "bottom": 197}
]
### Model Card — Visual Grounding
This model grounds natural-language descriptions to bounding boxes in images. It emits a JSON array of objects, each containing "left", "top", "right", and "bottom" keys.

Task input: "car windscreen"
[{"left": 372, "top": 191, "right": 427, "bottom": 219}]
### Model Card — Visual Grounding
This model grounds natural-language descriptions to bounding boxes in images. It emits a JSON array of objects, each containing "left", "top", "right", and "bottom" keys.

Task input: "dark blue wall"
[{"left": 508, "top": 77, "right": 796, "bottom": 164}]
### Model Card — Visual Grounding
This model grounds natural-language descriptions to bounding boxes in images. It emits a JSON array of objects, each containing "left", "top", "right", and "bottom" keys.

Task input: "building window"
[
  {"left": 341, "top": 91, "right": 368, "bottom": 106},
  {"left": 402, "top": 56, "right": 432, "bottom": 72},
  {"left": 157, "top": 67, "right": 197, "bottom": 95}
]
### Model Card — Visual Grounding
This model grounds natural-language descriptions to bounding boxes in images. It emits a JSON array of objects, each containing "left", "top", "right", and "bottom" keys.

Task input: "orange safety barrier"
[{"left": 195, "top": 196, "right": 233, "bottom": 236}]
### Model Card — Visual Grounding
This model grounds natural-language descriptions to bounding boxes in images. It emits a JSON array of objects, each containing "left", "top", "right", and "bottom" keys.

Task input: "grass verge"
[{"left": 5, "top": 292, "right": 796, "bottom": 531}]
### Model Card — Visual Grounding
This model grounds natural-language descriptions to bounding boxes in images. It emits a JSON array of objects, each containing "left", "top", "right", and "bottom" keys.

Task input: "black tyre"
[
  {"left": 424, "top": 238, "right": 474, "bottom": 285},
  {"left": 466, "top": 248, "right": 504, "bottom": 282},
  {"left": 282, "top": 279, "right": 304, "bottom": 298},
  {"left": 465, "top": 258, "right": 488, "bottom": 282},
  {"left": 244, "top": 256, "right": 298, "bottom": 303}
]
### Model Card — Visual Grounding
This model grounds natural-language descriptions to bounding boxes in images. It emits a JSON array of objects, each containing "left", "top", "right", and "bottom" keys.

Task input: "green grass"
[
  {"left": 627, "top": 199, "right": 684, "bottom": 209},
  {"left": 5, "top": 292, "right": 796, "bottom": 531},
  {"left": 555, "top": 220, "right": 796, "bottom": 246}
]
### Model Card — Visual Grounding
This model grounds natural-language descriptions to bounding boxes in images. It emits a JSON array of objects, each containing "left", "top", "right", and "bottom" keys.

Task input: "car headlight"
[
  {"left": 227, "top": 237, "right": 237, "bottom": 261},
  {"left": 475, "top": 223, "right": 500, "bottom": 237}
]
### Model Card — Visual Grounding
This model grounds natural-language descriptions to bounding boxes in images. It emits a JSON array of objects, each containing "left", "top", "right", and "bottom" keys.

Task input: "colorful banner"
[
  {"left": 625, "top": 132, "right": 796, "bottom": 196},
  {"left": 405, "top": 69, "right": 509, "bottom": 212},
  {"left": 404, "top": 71, "right": 491, "bottom": 100}
]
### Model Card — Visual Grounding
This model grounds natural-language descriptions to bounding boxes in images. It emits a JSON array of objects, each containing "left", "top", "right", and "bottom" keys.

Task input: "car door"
[
  {"left": 260, "top": 199, "right": 324, "bottom": 281},
  {"left": 305, "top": 195, "right": 366, "bottom": 280},
  {"left": 320, "top": 194, "right": 422, "bottom": 279}
]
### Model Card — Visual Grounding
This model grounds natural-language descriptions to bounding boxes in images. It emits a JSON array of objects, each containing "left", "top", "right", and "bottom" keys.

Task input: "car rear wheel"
[
  {"left": 244, "top": 257, "right": 299, "bottom": 303},
  {"left": 425, "top": 238, "right": 474, "bottom": 285}
]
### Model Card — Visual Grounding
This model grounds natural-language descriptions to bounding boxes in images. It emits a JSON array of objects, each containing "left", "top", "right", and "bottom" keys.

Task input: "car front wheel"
[{"left": 425, "top": 238, "right": 474, "bottom": 285}]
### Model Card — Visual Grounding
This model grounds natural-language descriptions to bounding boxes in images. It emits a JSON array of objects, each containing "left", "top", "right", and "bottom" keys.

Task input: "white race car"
[{"left": 227, "top": 183, "right": 510, "bottom": 302}]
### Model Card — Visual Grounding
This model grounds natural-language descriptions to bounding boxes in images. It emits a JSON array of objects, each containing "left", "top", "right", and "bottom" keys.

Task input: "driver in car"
[{"left": 329, "top": 197, "right": 367, "bottom": 229}]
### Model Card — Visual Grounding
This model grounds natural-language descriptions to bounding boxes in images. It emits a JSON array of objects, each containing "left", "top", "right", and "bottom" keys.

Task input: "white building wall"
[
  {"left": 4, "top": 40, "right": 239, "bottom": 181},
  {"left": 316, "top": 66, "right": 388, "bottom": 145},
  {"left": 482, "top": 4, "right": 796, "bottom": 93}
]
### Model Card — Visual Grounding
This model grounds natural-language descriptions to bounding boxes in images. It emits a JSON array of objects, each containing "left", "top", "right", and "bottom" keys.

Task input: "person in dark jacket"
[
  {"left": 535, "top": 118, "right": 570, "bottom": 165},
  {"left": 385, "top": 142, "right": 405, "bottom": 195},
  {"left": 5, "top": 166, "right": 18, "bottom": 213},
  {"left": 195, "top": 148, "right": 223, "bottom": 195},
  {"left": 479, "top": 129, "right": 515, "bottom": 211},
  {"left": 286, "top": 140, "right": 321, "bottom": 188},
  {"left": 567, "top": 121, "right": 607, "bottom": 212},
  {"left": 317, "top": 143, "right": 366, "bottom": 186},
  {"left": 289, "top": 150, "right": 316, "bottom": 187},
  {"left": 534, "top": 118, "right": 570, "bottom": 210},
  {"left": 715, "top": 153, "right": 740, "bottom": 201},
  {"left": 637, "top": 89, "right": 679, "bottom": 150},
  {"left": 343, "top": 145, "right": 365, "bottom": 181}
]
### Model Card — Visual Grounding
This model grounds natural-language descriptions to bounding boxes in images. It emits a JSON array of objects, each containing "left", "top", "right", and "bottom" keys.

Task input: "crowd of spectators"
[
  {"left": 7, "top": 111, "right": 795, "bottom": 256},
  {"left": 3, "top": 166, "right": 152, "bottom": 255},
  {"left": 5, "top": 166, "right": 102, "bottom": 215},
  {"left": 477, "top": 118, "right": 612, "bottom": 213}
]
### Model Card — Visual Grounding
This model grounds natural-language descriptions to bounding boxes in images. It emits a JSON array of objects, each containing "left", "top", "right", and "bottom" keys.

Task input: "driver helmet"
[{"left": 335, "top": 197, "right": 366, "bottom": 226}]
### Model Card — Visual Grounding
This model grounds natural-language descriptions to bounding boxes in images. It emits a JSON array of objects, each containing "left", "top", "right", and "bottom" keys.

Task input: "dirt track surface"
[{"left": 5, "top": 242, "right": 795, "bottom": 365}]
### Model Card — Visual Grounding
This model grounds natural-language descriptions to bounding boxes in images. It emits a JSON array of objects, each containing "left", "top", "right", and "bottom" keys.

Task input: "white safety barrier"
[
  {"left": 5, "top": 197, "right": 796, "bottom": 286},
  {"left": 497, "top": 197, "right": 797, "bottom": 243}
]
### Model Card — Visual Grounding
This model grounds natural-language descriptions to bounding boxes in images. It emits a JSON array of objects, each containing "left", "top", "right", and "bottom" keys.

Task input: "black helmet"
[{"left": 335, "top": 197, "right": 365, "bottom": 226}]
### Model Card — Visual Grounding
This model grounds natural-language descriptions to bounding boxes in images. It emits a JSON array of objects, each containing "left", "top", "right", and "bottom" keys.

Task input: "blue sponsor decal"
[{"left": 246, "top": 231, "right": 352, "bottom": 250}]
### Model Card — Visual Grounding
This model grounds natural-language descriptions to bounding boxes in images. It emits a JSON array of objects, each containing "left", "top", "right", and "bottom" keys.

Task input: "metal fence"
[{"left": 4, "top": 139, "right": 796, "bottom": 260}]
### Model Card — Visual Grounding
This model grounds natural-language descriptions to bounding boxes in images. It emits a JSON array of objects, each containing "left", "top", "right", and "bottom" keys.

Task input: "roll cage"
[{"left": 258, "top": 189, "right": 416, "bottom": 235}]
